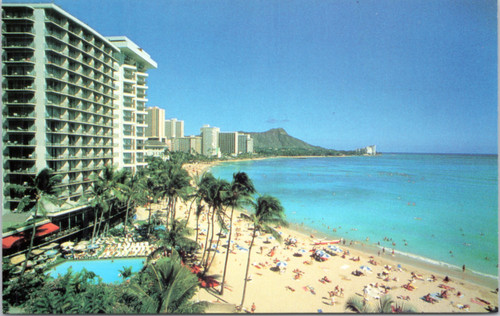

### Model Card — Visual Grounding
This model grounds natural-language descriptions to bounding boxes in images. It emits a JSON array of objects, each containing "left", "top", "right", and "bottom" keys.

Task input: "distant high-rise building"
[
  {"left": 238, "top": 134, "right": 254, "bottom": 154},
  {"left": 219, "top": 132, "right": 239, "bottom": 156},
  {"left": 165, "top": 118, "right": 184, "bottom": 139},
  {"left": 173, "top": 136, "right": 202, "bottom": 155},
  {"left": 2, "top": 3, "right": 119, "bottom": 213},
  {"left": 200, "top": 125, "right": 220, "bottom": 157},
  {"left": 109, "top": 37, "right": 157, "bottom": 174},
  {"left": 146, "top": 106, "right": 165, "bottom": 141}
]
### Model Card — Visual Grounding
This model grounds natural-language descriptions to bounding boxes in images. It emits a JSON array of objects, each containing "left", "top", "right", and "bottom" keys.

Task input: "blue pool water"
[
  {"left": 47, "top": 257, "right": 146, "bottom": 283},
  {"left": 211, "top": 154, "right": 498, "bottom": 280}
]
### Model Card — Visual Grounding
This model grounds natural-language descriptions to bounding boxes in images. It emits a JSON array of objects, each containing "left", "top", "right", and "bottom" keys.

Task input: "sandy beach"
[{"left": 136, "top": 160, "right": 498, "bottom": 313}]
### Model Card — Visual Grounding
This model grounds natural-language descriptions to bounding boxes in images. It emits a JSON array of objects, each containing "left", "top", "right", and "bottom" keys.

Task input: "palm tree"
[
  {"left": 204, "top": 177, "right": 231, "bottom": 273},
  {"left": 220, "top": 172, "right": 256, "bottom": 295},
  {"left": 196, "top": 173, "right": 217, "bottom": 270},
  {"left": 345, "top": 295, "right": 417, "bottom": 313},
  {"left": 15, "top": 168, "right": 63, "bottom": 275},
  {"left": 160, "top": 163, "right": 191, "bottom": 228},
  {"left": 88, "top": 166, "right": 121, "bottom": 241},
  {"left": 118, "top": 266, "right": 133, "bottom": 281},
  {"left": 115, "top": 171, "right": 147, "bottom": 235},
  {"left": 129, "top": 250, "right": 206, "bottom": 313},
  {"left": 239, "top": 195, "right": 287, "bottom": 310}
]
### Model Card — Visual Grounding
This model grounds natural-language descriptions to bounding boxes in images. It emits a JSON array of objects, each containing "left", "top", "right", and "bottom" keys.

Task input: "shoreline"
[{"left": 186, "top": 157, "right": 498, "bottom": 290}]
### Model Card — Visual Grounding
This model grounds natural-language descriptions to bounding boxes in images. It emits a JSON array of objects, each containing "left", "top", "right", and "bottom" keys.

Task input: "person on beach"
[
  {"left": 462, "top": 264, "right": 466, "bottom": 273},
  {"left": 251, "top": 303, "right": 256, "bottom": 313}
]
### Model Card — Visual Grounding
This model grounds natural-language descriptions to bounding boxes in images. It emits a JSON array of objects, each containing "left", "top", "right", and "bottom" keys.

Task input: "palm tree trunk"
[
  {"left": 220, "top": 206, "right": 234, "bottom": 295},
  {"left": 185, "top": 197, "right": 196, "bottom": 228},
  {"left": 147, "top": 202, "right": 152, "bottom": 237},
  {"left": 20, "top": 203, "right": 38, "bottom": 275},
  {"left": 171, "top": 197, "right": 177, "bottom": 224},
  {"left": 207, "top": 221, "right": 223, "bottom": 272},
  {"left": 91, "top": 208, "right": 99, "bottom": 243},
  {"left": 200, "top": 207, "right": 210, "bottom": 269},
  {"left": 239, "top": 227, "right": 257, "bottom": 309},
  {"left": 195, "top": 210, "right": 200, "bottom": 245},
  {"left": 205, "top": 207, "right": 216, "bottom": 269},
  {"left": 123, "top": 198, "right": 132, "bottom": 235},
  {"left": 165, "top": 197, "right": 171, "bottom": 229}
]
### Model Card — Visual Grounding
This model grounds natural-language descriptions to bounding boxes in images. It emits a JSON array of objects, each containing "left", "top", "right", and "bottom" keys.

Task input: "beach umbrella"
[
  {"left": 73, "top": 244, "right": 87, "bottom": 252},
  {"left": 289, "top": 238, "right": 297, "bottom": 244},
  {"left": 10, "top": 254, "right": 26, "bottom": 265},
  {"left": 77, "top": 240, "right": 89, "bottom": 246},
  {"left": 315, "top": 250, "right": 326, "bottom": 257},
  {"left": 61, "top": 241, "right": 75, "bottom": 248},
  {"left": 41, "top": 242, "right": 59, "bottom": 250},
  {"left": 45, "top": 249, "right": 58, "bottom": 257},
  {"left": 276, "top": 261, "right": 287, "bottom": 269},
  {"left": 297, "top": 249, "right": 307, "bottom": 254},
  {"left": 360, "top": 265, "right": 372, "bottom": 272},
  {"left": 32, "top": 249, "right": 45, "bottom": 256},
  {"left": 322, "top": 253, "right": 331, "bottom": 259},
  {"left": 328, "top": 245, "right": 343, "bottom": 253}
]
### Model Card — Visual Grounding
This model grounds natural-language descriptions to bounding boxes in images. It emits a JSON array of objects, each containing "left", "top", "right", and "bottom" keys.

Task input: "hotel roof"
[
  {"left": 107, "top": 36, "right": 158, "bottom": 69},
  {"left": 3, "top": 3, "right": 120, "bottom": 54}
]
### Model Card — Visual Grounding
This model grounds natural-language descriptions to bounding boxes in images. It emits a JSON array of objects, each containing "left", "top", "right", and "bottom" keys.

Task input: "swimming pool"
[{"left": 47, "top": 257, "right": 147, "bottom": 283}]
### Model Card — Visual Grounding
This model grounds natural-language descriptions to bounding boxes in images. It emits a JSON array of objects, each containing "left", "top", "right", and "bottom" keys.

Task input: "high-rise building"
[
  {"left": 200, "top": 125, "right": 220, "bottom": 157},
  {"left": 165, "top": 118, "right": 184, "bottom": 139},
  {"left": 2, "top": 3, "right": 119, "bottom": 213},
  {"left": 238, "top": 133, "right": 254, "bottom": 154},
  {"left": 173, "top": 136, "right": 202, "bottom": 155},
  {"left": 145, "top": 106, "right": 165, "bottom": 141},
  {"left": 219, "top": 132, "right": 239, "bottom": 156},
  {"left": 109, "top": 37, "right": 157, "bottom": 174}
]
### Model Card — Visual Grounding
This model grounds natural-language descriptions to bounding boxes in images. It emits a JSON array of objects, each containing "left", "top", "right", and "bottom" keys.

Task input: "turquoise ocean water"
[{"left": 210, "top": 154, "right": 498, "bottom": 281}]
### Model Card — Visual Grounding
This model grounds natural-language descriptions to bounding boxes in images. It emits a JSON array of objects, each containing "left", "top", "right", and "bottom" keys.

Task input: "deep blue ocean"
[{"left": 210, "top": 154, "right": 498, "bottom": 279}]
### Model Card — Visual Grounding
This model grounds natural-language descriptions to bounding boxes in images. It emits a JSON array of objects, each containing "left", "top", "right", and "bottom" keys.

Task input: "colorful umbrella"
[
  {"left": 276, "top": 261, "right": 287, "bottom": 268},
  {"left": 45, "top": 249, "right": 58, "bottom": 257},
  {"left": 10, "top": 254, "right": 26, "bottom": 265}
]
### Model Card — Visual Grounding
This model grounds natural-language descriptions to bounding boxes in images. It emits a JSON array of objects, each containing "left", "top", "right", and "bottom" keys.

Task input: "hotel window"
[{"left": 123, "top": 139, "right": 132, "bottom": 150}]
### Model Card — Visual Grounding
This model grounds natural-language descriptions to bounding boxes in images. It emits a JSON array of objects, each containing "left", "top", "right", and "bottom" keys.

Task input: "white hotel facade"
[{"left": 108, "top": 36, "right": 157, "bottom": 174}]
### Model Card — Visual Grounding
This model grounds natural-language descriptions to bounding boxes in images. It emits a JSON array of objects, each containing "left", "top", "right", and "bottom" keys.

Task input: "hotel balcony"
[
  {"left": 45, "top": 12, "right": 68, "bottom": 30},
  {"left": 2, "top": 40, "right": 35, "bottom": 50},
  {"left": 6, "top": 166, "right": 37, "bottom": 175},
  {"left": 2, "top": 10, "right": 35, "bottom": 21},
  {"left": 3, "top": 53, "right": 35, "bottom": 64}
]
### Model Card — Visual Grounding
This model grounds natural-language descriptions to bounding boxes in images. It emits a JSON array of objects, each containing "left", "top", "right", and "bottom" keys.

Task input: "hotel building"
[
  {"left": 173, "top": 135, "right": 202, "bottom": 155},
  {"left": 219, "top": 132, "right": 239, "bottom": 156},
  {"left": 238, "top": 133, "right": 254, "bottom": 154},
  {"left": 200, "top": 125, "right": 220, "bottom": 157},
  {"left": 145, "top": 106, "right": 165, "bottom": 141},
  {"left": 2, "top": 3, "right": 119, "bottom": 213},
  {"left": 165, "top": 118, "right": 184, "bottom": 139},
  {"left": 109, "top": 36, "right": 157, "bottom": 174},
  {"left": 2, "top": 4, "right": 157, "bottom": 255}
]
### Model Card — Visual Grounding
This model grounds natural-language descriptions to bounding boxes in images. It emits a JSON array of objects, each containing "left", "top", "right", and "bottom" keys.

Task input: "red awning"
[
  {"left": 35, "top": 223, "right": 59, "bottom": 237},
  {"left": 2, "top": 235, "right": 25, "bottom": 249}
]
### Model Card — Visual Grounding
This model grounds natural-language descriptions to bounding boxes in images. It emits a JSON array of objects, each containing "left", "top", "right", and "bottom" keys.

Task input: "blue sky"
[{"left": 8, "top": 0, "right": 498, "bottom": 153}]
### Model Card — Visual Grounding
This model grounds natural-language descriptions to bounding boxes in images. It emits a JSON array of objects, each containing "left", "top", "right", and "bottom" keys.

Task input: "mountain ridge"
[{"left": 240, "top": 128, "right": 348, "bottom": 156}]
